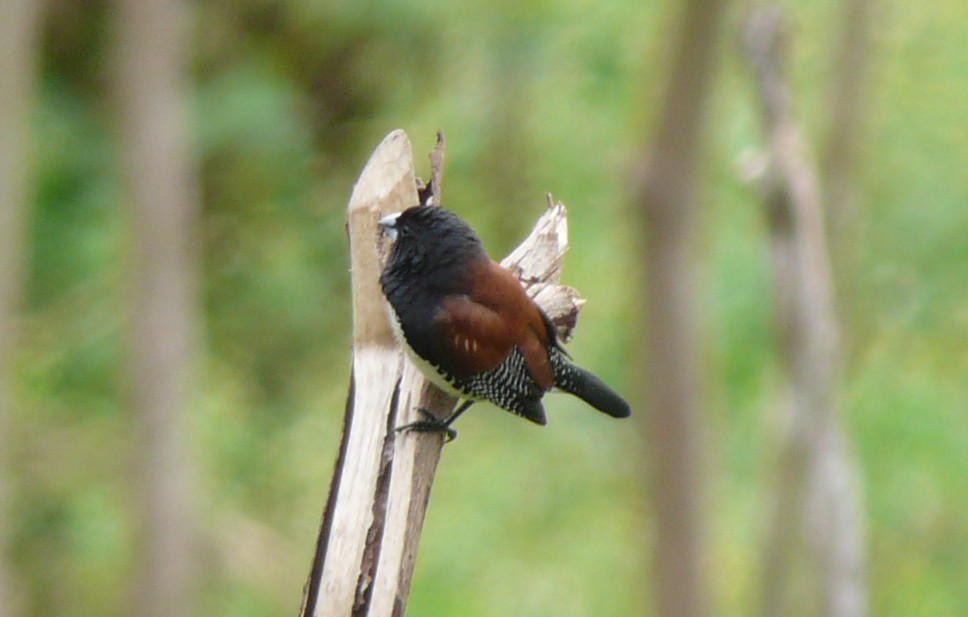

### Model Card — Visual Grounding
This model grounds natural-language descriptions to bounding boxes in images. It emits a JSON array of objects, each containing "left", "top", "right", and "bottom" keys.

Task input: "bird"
[{"left": 378, "top": 205, "right": 630, "bottom": 441}]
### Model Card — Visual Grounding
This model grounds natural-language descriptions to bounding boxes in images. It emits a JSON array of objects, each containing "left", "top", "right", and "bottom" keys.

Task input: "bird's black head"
[{"left": 379, "top": 206, "right": 486, "bottom": 285}]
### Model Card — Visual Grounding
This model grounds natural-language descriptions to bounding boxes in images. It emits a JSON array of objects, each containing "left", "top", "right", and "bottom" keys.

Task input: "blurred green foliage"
[{"left": 10, "top": 0, "right": 967, "bottom": 615}]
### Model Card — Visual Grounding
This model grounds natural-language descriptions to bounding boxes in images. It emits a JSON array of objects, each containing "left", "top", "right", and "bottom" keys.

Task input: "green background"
[{"left": 10, "top": 0, "right": 967, "bottom": 615}]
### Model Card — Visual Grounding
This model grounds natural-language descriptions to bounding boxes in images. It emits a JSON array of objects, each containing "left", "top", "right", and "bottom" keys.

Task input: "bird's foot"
[{"left": 395, "top": 408, "right": 457, "bottom": 443}]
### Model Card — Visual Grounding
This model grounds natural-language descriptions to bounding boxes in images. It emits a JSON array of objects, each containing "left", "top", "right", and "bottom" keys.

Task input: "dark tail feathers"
[{"left": 555, "top": 363, "right": 630, "bottom": 419}]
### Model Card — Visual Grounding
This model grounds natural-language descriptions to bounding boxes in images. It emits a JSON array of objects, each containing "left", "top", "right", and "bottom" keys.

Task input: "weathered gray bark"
[
  {"left": 742, "top": 7, "right": 867, "bottom": 617},
  {"left": 0, "top": 1, "right": 44, "bottom": 615},
  {"left": 632, "top": 1, "right": 729, "bottom": 617},
  {"left": 299, "top": 131, "right": 584, "bottom": 617},
  {"left": 114, "top": 0, "right": 201, "bottom": 614}
]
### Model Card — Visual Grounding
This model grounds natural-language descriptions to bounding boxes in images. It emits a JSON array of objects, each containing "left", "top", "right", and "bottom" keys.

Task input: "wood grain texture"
[
  {"left": 302, "top": 132, "right": 582, "bottom": 617},
  {"left": 349, "top": 129, "right": 417, "bottom": 348}
]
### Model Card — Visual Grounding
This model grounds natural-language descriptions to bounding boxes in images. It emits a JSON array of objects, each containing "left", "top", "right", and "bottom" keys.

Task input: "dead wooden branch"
[{"left": 300, "top": 130, "right": 583, "bottom": 617}]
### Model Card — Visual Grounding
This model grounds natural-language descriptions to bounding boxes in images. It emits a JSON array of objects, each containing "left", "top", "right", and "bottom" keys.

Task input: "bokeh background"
[{"left": 1, "top": 0, "right": 966, "bottom": 616}]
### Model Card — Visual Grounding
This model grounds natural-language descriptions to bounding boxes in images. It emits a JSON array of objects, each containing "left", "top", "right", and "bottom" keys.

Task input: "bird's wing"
[
  {"left": 434, "top": 261, "right": 554, "bottom": 390},
  {"left": 433, "top": 295, "right": 516, "bottom": 376}
]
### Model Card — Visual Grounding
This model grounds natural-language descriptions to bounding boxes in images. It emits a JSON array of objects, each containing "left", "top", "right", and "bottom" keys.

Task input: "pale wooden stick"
[{"left": 300, "top": 130, "right": 582, "bottom": 617}]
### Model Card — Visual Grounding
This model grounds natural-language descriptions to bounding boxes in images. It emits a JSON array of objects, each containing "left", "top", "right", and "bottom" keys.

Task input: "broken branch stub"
[{"left": 301, "top": 130, "right": 584, "bottom": 617}]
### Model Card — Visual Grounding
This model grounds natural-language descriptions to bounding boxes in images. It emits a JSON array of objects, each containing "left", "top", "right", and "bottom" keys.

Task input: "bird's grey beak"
[{"left": 378, "top": 212, "right": 400, "bottom": 241}]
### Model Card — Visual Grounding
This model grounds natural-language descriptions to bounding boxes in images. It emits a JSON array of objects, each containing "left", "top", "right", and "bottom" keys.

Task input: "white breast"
[{"left": 384, "top": 302, "right": 467, "bottom": 398}]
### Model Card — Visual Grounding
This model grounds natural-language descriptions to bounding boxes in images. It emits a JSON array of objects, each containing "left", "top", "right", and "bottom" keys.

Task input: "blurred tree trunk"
[
  {"left": 0, "top": 1, "right": 44, "bottom": 615},
  {"left": 114, "top": 0, "right": 200, "bottom": 615},
  {"left": 821, "top": 0, "right": 874, "bottom": 251},
  {"left": 820, "top": 0, "right": 876, "bottom": 351},
  {"left": 632, "top": 1, "right": 729, "bottom": 617},
  {"left": 813, "top": 3, "right": 872, "bottom": 615},
  {"left": 742, "top": 6, "right": 867, "bottom": 617}
]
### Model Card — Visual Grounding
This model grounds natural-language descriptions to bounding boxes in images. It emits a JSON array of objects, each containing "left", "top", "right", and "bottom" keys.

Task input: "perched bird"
[
  {"left": 379, "top": 206, "right": 629, "bottom": 439},
  {"left": 379, "top": 205, "right": 630, "bottom": 440}
]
